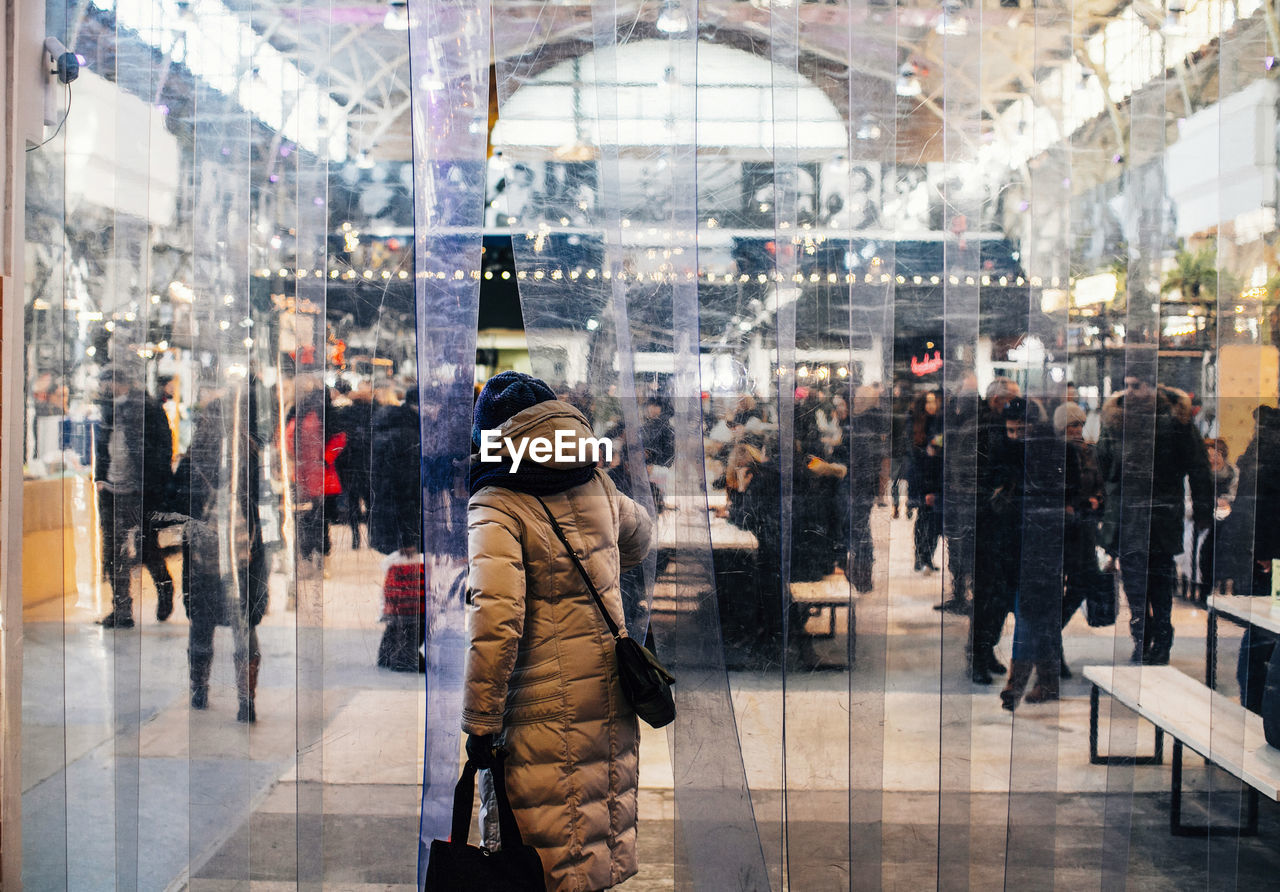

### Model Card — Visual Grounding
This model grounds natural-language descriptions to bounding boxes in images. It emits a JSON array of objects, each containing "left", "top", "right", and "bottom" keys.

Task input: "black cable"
[{"left": 27, "top": 84, "right": 72, "bottom": 152}]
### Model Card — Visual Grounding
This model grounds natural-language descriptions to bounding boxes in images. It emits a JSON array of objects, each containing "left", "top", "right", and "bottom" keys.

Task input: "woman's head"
[
  {"left": 726, "top": 442, "right": 765, "bottom": 492},
  {"left": 911, "top": 388, "right": 942, "bottom": 446},
  {"left": 1053, "top": 402, "right": 1087, "bottom": 442},
  {"left": 472, "top": 371, "right": 557, "bottom": 446}
]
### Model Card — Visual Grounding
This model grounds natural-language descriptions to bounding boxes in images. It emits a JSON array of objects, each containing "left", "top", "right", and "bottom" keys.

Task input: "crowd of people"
[
  {"left": 87, "top": 349, "right": 1280, "bottom": 723},
  {"left": 538, "top": 346, "right": 1280, "bottom": 710},
  {"left": 90, "top": 360, "right": 429, "bottom": 721}
]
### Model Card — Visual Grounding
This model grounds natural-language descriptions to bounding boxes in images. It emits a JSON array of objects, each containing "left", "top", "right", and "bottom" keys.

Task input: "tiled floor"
[{"left": 18, "top": 509, "right": 1280, "bottom": 890}]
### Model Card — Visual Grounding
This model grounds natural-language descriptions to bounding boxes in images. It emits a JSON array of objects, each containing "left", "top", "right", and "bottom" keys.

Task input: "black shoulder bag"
[
  {"left": 535, "top": 498, "right": 676, "bottom": 728},
  {"left": 424, "top": 753, "right": 547, "bottom": 891}
]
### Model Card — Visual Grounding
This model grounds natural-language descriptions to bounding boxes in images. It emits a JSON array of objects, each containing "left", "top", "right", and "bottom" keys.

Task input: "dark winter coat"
[
  {"left": 331, "top": 399, "right": 374, "bottom": 494},
  {"left": 839, "top": 406, "right": 887, "bottom": 509},
  {"left": 1095, "top": 385, "right": 1213, "bottom": 556},
  {"left": 96, "top": 388, "right": 173, "bottom": 501},
  {"left": 1215, "top": 405, "right": 1280, "bottom": 592},
  {"left": 942, "top": 392, "right": 980, "bottom": 539},
  {"left": 368, "top": 401, "right": 423, "bottom": 555},
  {"left": 728, "top": 458, "right": 835, "bottom": 583},
  {"left": 169, "top": 388, "right": 268, "bottom": 629}
]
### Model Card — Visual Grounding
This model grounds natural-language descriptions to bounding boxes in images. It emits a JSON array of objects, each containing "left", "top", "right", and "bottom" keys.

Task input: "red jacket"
[{"left": 286, "top": 411, "right": 346, "bottom": 501}]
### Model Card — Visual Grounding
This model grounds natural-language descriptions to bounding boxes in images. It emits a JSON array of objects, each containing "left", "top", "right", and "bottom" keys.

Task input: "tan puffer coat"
[{"left": 463, "top": 401, "right": 653, "bottom": 892}]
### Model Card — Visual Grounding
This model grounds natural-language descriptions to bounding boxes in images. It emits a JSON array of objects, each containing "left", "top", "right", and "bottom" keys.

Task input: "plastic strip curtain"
[
  {"left": 110, "top": 1, "right": 160, "bottom": 880},
  {"left": 409, "top": 0, "right": 490, "bottom": 879},
  {"left": 1207, "top": 7, "right": 1264, "bottom": 882},
  {"left": 657, "top": 7, "right": 771, "bottom": 890},
  {"left": 768, "top": 3, "right": 802, "bottom": 887},
  {"left": 934, "top": 3, "right": 983, "bottom": 887},
  {"left": 845, "top": 3, "right": 897, "bottom": 887},
  {"left": 488, "top": 1, "right": 659, "bottom": 590},
  {"left": 1100, "top": 13, "right": 1167, "bottom": 884},
  {"left": 20, "top": 3, "right": 72, "bottom": 888},
  {"left": 14, "top": 0, "right": 433, "bottom": 883},
  {"left": 768, "top": 0, "right": 854, "bottom": 888},
  {"left": 491, "top": 3, "right": 767, "bottom": 885},
  {"left": 188, "top": 1, "right": 254, "bottom": 886},
  {"left": 191, "top": 0, "right": 276, "bottom": 879},
  {"left": 289, "top": 0, "right": 332, "bottom": 883},
  {"left": 1004, "top": 0, "right": 1073, "bottom": 884}
]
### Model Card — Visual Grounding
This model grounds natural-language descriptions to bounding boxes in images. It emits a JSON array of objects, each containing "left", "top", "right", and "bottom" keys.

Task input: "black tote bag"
[
  {"left": 424, "top": 754, "right": 546, "bottom": 891},
  {"left": 1085, "top": 568, "right": 1118, "bottom": 628}
]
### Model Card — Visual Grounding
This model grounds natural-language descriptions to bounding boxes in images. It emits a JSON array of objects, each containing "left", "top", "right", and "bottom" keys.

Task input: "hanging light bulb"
[
  {"left": 656, "top": 0, "right": 691, "bottom": 35},
  {"left": 896, "top": 63, "right": 922, "bottom": 97},
  {"left": 383, "top": 0, "right": 408, "bottom": 31},
  {"left": 935, "top": 0, "right": 968, "bottom": 36},
  {"left": 855, "top": 114, "right": 882, "bottom": 141}
]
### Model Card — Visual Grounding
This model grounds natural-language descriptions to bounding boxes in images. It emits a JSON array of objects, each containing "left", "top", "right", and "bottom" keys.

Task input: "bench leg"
[
  {"left": 1170, "top": 740, "right": 1261, "bottom": 837},
  {"left": 1206, "top": 610, "right": 1218, "bottom": 690},
  {"left": 1090, "top": 685, "right": 1165, "bottom": 765}
]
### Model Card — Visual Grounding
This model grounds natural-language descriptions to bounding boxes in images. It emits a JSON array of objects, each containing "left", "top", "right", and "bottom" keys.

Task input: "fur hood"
[{"left": 1101, "top": 384, "right": 1193, "bottom": 431}]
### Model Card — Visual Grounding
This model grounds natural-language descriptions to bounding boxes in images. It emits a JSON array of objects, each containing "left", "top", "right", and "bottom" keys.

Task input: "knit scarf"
[{"left": 468, "top": 454, "right": 595, "bottom": 497}]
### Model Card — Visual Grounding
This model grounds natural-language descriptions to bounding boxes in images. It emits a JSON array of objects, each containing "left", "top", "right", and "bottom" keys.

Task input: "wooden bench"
[
  {"left": 1083, "top": 665, "right": 1280, "bottom": 836},
  {"left": 789, "top": 573, "right": 856, "bottom": 639}
]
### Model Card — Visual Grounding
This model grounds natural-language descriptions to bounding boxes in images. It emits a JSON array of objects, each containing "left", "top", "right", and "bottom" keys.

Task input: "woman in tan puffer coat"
[{"left": 463, "top": 372, "right": 653, "bottom": 891}]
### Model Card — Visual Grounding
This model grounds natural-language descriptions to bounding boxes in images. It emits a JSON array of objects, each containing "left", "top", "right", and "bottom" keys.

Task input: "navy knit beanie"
[{"left": 472, "top": 371, "right": 557, "bottom": 445}]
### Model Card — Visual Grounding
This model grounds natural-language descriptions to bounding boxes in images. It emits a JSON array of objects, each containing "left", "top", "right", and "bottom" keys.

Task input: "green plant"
[{"left": 1160, "top": 245, "right": 1238, "bottom": 301}]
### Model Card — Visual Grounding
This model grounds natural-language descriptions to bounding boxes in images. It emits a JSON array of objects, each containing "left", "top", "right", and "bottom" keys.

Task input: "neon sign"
[{"left": 910, "top": 350, "right": 943, "bottom": 376}]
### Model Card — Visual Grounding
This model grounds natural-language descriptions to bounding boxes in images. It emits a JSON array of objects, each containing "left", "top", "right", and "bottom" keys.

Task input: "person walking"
[
  {"left": 887, "top": 379, "right": 913, "bottom": 518},
  {"left": 1214, "top": 405, "right": 1280, "bottom": 709},
  {"left": 968, "top": 377, "right": 1021, "bottom": 683},
  {"left": 1055, "top": 402, "right": 1103, "bottom": 680},
  {"left": 839, "top": 384, "right": 887, "bottom": 593},
  {"left": 173, "top": 384, "right": 269, "bottom": 722},
  {"left": 940, "top": 373, "right": 980, "bottom": 615},
  {"left": 369, "top": 387, "right": 425, "bottom": 671},
  {"left": 997, "top": 398, "right": 1066, "bottom": 709},
  {"left": 331, "top": 380, "right": 374, "bottom": 549},
  {"left": 908, "top": 389, "right": 943, "bottom": 572},
  {"left": 95, "top": 364, "right": 176, "bottom": 628},
  {"left": 285, "top": 386, "right": 346, "bottom": 572},
  {"left": 1096, "top": 348, "right": 1212, "bottom": 665},
  {"left": 462, "top": 372, "right": 653, "bottom": 891}
]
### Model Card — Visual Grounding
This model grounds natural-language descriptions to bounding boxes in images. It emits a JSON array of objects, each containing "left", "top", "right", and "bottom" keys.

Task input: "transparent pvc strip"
[
  {"left": 1206, "top": 11, "right": 1265, "bottom": 883},
  {"left": 1003, "top": 0, "right": 1073, "bottom": 882},
  {"left": 105, "top": 0, "right": 163, "bottom": 882},
  {"left": 765, "top": 2, "right": 799, "bottom": 888},
  {"left": 21, "top": 0, "right": 74, "bottom": 885},
  {"left": 186, "top": 4, "right": 258, "bottom": 885},
  {"left": 1099, "top": 26, "right": 1167, "bottom": 885},
  {"left": 410, "top": 0, "right": 489, "bottom": 881},
  {"left": 934, "top": 4, "right": 984, "bottom": 887},
  {"left": 282, "top": 2, "right": 335, "bottom": 886},
  {"left": 844, "top": 4, "right": 897, "bottom": 888}
]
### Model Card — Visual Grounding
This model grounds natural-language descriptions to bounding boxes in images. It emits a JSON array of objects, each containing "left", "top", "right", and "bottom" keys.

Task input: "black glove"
[{"left": 465, "top": 732, "right": 497, "bottom": 769}]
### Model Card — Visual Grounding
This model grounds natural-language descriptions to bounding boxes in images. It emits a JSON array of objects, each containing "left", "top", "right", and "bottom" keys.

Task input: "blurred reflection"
[
  {"left": 13, "top": 1, "right": 1280, "bottom": 888},
  {"left": 1097, "top": 350, "right": 1213, "bottom": 665},
  {"left": 94, "top": 362, "right": 175, "bottom": 628}
]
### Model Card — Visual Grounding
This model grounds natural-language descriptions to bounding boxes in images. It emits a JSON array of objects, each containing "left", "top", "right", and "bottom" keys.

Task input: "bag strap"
[
  {"left": 534, "top": 496, "right": 622, "bottom": 642},
  {"left": 488, "top": 753, "right": 526, "bottom": 848},
  {"left": 449, "top": 760, "right": 477, "bottom": 844},
  {"left": 450, "top": 753, "right": 527, "bottom": 848}
]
